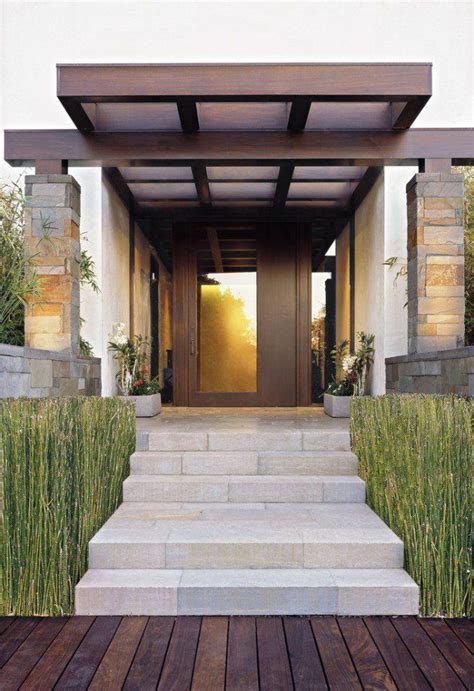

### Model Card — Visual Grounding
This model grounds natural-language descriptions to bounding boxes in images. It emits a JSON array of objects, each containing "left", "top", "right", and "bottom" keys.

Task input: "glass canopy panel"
[
  {"left": 120, "top": 167, "right": 193, "bottom": 181},
  {"left": 293, "top": 166, "right": 367, "bottom": 181},
  {"left": 198, "top": 103, "right": 290, "bottom": 130},
  {"left": 95, "top": 103, "right": 181, "bottom": 131},
  {"left": 128, "top": 182, "right": 197, "bottom": 200},
  {"left": 209, "top": 182, "right": 276, "bottom": 200},
  {"left": 288, "top": 182, "right": 353, "bottom": 199},
  {"left": 207, "top": 166, "right": 279, "bottom": 181},
  {"left": 306, "top": 102, "right": 391, "bottom": 130}
]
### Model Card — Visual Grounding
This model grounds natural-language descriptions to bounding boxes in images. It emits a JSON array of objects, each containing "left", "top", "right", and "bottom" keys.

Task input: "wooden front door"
[{"left": 173, "top": 223, "right": 311, "bottom": 406}]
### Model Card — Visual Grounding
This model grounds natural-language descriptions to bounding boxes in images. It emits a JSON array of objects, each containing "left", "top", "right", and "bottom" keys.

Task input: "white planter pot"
[
  {"left": 119, "top": 392, "right": 162, "bottom": 417},
  {"left": 324, "top": 393, "right": 351, "bottom": 418}
]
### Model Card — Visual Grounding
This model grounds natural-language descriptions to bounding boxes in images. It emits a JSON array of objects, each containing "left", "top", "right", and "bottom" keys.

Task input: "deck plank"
[
  {"left": 0, "top": 618, "right": 40, "bottom": 668},
  {"left": 191, "top": 617, "right": 228, "bottom": 691},
  {"left": 257, "top": 616, "right": 294, "bottom": 691},
  {"left": 419, "top": 618, "right": 474, "bottom": 688},
  {"left": 21, "top": 617, "right": 94, "bottom": 691},
  {"left": 284, "top": 616, "right": 327, "bottom": 691},
  {"left": 89, "top": 616, "right": 148, "bottom": 690},
  {"left": 123, "top": 617, "right": 175, "bottom": 691},
  {"left": 338, "top": 617, "right": 397, "bottom": 691},
  {"left": 311, "top": 616, "right": 362, "bottom": 690},
  {"left": 0, "top": 617, "right": 66, "bottom": 690},
  {"left": 226, "top": 617, "right": 259, "bottom": 691},
  {"left": 364, "top": 617, "right": 430, "bottom": 690},
  {"left": 391, "top": 617, "right": 465, "bottom": 691},
  {"left": 158, "top": 616, "right": 201, "bottom": 691},
  {"left": 0, "top": 618, "right": 15, "bottom": 636},
  {"left": 55, "top": 616, "right": 121, "bottom": 690},
  {"left": 447, "top": 618, "right": 474, "bottom": 654}
]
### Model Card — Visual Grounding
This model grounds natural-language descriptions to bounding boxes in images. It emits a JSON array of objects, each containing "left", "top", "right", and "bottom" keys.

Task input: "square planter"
[
  {"left": 119, "top": 393, "right": 162, "bottom": 417},
  {"left": 324, "top": 393, "right": 351, "bottom": 418}
]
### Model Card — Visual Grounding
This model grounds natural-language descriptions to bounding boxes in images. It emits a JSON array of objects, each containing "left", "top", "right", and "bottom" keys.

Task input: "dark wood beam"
[
  {"left": 177, "top": 99, "right": 199, "bottom": 132},
  {"left": 287, "top": 99, "right": 311, "bottom": 131},
  {"left": 419, "top": 158, "right": 452, "bottom": 173},
  {"left": 103, "top": 166, "right": 136, "bottom": 212},
  {"left": 207, "top": 228, "right": 224, "bottom": 272},
  {"left": 350, "top": 166, "right": 383, "bottom": 212},
  {"left": 274, "top": 165, "right": 294, "bottom": 208},
  {"left": 58, "top": 97, "right": 95, "bottom": 132},
  {"left": 192, "top": 166, "right": 211, "bottom": 205},
  {"left": 391, "top": 97, "right": 429, "bottom": 129},
  {"left": 126, "top": 177, "right": 363, "bottom": 184},
  {"left": 135, "top": 206, "right": 349, "bottom": 222},
  {"left": 35, "top": 160, "right": 68, "bottom": 174},
  {"left": 6, "top": 129, "right": 473, "bottom": 167},
  {"left": 57, "top": 63, "right": 432, "bottom": 100}
]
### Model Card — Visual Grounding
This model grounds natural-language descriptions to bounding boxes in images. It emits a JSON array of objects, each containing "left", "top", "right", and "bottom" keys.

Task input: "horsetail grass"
[
  {"left": 351, "top": 394, "right": 473, "bottom": 617},
  {"left": 0, "top": 397, "right": 135, "bottom": 615}
]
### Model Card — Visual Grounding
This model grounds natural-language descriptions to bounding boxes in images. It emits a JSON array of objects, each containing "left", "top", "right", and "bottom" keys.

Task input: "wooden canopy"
[{"left": 4, "top": 63, "right": 473, "bottom": 263}]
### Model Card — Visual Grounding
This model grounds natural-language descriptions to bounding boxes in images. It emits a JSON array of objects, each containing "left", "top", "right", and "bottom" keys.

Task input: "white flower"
[
  {"left": 109, "top": 322, "right": 128, "bottom": 346},
  {"left": 342, "top": 355, "right": 357, "bottom": 372}
]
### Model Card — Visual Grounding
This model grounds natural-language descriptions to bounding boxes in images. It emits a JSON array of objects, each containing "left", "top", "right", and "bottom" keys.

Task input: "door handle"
[{"left": 190, "top": 337, "right": 196, "bottom": 355}]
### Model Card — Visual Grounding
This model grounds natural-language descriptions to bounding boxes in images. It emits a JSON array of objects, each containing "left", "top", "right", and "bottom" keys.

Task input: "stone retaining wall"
[
  {"left": 386, "top": 346, "right": 473, "bottom": 396},
  {"left": 0, "top": 343, "right": 101, "bottom": 398}
]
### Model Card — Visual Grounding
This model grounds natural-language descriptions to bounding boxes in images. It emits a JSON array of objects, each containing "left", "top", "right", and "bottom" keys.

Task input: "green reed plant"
[
  {"left": 351, "top": 394, "right": 473, "bottom": 617},
  {"left": 0, "top": 397, "right": 135, "bottom": 615}
]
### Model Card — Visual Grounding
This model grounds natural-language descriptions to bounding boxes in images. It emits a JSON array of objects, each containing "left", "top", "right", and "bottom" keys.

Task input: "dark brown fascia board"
[
  {"left": 57, "top": 63, "right": 432, "bottom": 99},
  {"left": 6, "top": 128, "right": 473, "bottom": 167},
  {"left": 133, "top": 206, "right": 350, "bottom": 222}
]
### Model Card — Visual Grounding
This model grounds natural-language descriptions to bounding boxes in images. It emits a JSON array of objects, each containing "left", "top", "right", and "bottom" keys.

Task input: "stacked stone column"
[
  {"left": 24, "top": 175, "right": 81, "bottom": 354},
  {"left": 406, "top": 172, "right": 464, "bottom": 354}
]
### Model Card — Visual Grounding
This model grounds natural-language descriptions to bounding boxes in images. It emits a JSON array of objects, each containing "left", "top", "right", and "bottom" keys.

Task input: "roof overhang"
[{"left": 4, "top": 63, "right": 473, "bottom": 226}]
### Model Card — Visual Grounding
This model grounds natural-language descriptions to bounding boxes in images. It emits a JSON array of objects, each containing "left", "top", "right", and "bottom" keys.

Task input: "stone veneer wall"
[
  {"left": 386, "top": 346, "right": 473, "bottom": 396},
  {"left": 0, "top": 344, "right": 101, "bottom": 398}
]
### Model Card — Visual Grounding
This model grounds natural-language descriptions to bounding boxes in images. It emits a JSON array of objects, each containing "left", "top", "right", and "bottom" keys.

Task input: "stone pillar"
[
  {"left": 407, "top": 172, "right": 464, "bottom": 354},
  {"left": 24, "top": 175, "right": 81, "bottom": 354}
]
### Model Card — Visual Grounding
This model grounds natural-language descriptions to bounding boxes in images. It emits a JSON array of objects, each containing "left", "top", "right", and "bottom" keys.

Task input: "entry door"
[{"left": 173, "top": 223, "right": 311, "bottom": 406}]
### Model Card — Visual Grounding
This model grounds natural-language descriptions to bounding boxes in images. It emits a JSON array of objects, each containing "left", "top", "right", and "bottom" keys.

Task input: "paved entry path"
[
  {"left": 76, "top": 407, "right": 418, "bottom": 616},
  {"left": 0, "top": 615, "right": 472, "bottom": 690}
]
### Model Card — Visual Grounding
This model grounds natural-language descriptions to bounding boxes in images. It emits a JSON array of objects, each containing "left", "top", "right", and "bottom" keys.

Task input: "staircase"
[{"left": 75, "top": 414, "right": 418, "bottom": 615}]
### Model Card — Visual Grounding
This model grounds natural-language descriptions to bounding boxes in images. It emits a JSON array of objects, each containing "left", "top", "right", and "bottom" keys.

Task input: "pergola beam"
[
  {"left": 274, "top": 165, "right": 295, "bottom": 208},
  {"left": 7, "top": 129, "right": 473, "bottom": 167},
  {"left": 192, "top": 166, "right": 212, "bottom": 206}
]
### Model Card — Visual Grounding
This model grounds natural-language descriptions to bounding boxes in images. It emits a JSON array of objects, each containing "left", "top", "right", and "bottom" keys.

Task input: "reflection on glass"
[{"left": 198, "top": 272, "right": 257, "bottom": 392}]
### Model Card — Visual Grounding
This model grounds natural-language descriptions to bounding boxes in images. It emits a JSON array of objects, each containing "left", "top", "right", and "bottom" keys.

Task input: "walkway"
[{"left": 0, "top": 615, "right": 472, "bottom": 689}]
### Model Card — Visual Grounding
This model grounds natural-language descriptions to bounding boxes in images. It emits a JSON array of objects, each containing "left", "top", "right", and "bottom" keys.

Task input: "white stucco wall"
[
  {"left": 0, "top": 0, "right": 472, "bottom": 395},
  {"left": 355, "top": 173, "right": 386, "bottom": 395},
  {"left": 101, "top": 174, "right": 130, "bottom": 396}
]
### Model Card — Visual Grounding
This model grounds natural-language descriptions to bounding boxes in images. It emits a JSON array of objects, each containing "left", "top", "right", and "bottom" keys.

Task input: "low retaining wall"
[
  {"left": 0, "top": 343, "right": 101, "bottom": 398},
  {"left": 386, "top": 346, "right": 474, "bottom": 396}
]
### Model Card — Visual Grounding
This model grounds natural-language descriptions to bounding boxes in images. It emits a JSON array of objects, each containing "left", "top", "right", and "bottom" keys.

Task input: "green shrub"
[
  {"left": 351, "top": 394, "right": 473, "bottom": 617},
  {"left": 0, "top": 397, "right": 135, "bottom": 615}
]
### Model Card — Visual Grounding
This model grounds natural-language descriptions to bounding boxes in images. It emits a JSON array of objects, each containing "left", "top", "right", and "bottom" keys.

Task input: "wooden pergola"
[{"left": 4, "top": 63, "right": 474, "bottom": 267}]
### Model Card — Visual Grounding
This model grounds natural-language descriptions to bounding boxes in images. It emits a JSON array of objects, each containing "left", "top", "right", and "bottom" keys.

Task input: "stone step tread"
[
  {"left": 106, "top": 501, "right": 388, "bottom": 529},
  {"left": 75, "top": 568, "right": 419, "bottom": 616},
  {"left": 130, "top": 450, "right": 358, "bottom": 476},
  {"left": 123, "top": 474, "right": 365, "bottom": 503}
]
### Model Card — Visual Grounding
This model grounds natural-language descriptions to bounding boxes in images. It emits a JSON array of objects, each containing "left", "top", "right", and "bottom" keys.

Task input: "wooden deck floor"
[{"left": 0, "top": 616, "right": 472, "bottom": 690}]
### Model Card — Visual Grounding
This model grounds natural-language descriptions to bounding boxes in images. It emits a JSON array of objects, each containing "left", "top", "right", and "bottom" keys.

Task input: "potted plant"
[
  {"left": 108, "top": 323, "right": 161, "bottom": 417},
  {"left": 324, "top": 332, "right": 375, "bottom": 417}
]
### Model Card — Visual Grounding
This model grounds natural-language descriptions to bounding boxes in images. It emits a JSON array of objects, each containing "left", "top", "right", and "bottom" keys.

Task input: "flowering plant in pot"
[
  {"left": 324, "top": 332, "right": 375, "bottom": 417},
  {"left": 108, "top": 323, "right": 161, "bottom": 417}
]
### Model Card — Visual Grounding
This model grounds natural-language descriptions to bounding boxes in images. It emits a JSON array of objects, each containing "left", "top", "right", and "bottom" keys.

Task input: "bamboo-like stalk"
[
  {"left": 0, "top": 397, "right": 135, "bottom": 615},
  {"left": 351, "top": 394, "right": 473, "bottom": 617}
]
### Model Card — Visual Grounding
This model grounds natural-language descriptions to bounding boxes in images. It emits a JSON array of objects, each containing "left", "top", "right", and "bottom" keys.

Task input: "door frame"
[{"left": 172, "top": 222, "right": 311, "bottom": 407}]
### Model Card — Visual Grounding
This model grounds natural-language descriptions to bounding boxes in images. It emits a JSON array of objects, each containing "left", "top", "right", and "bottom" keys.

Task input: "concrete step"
[
  {"left": 88, "top": 519, "right": 403, "bottom": 569},
  {"left": 122, "top": 474, "right": 365, "bottom": 503},
  {"left": 137, "top": 429, "right": 351, "bottom": 452},
  {"left": 75, "top": 568, "right": 419, "bottom": 616},
  {"left": 130, "top": 450, "right": 358, "bottom": 476}
]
